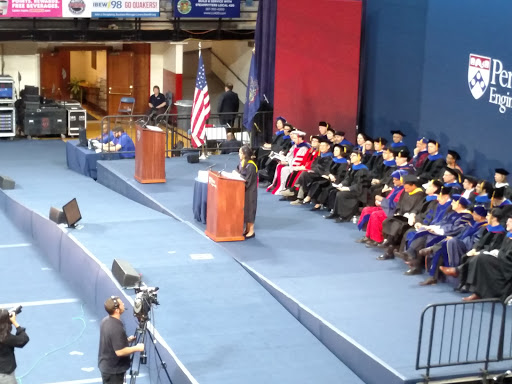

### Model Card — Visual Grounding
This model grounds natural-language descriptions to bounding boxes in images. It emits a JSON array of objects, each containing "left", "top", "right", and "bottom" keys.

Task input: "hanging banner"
[
  {"left": 0, "top": 0, "right": 62, "bottom": 18},
  {"left": 0, "top": 0, "right": 160, "bottom": 17},
  {"left": 174, "top": 0, "right": 240, "bottom": 18}
]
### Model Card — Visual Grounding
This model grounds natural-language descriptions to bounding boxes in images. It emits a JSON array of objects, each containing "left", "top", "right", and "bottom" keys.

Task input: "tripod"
[{"left": 128, "top": 318, "right": 173, "bottom": 384}]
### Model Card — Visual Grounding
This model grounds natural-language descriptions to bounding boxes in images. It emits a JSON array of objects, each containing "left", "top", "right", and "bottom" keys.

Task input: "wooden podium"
[
  {"left": 205, "top": 170, "right": 246, "bottom": 242},
  {"left": 134, "top": 124, "right": 166, "bottom": 184}
]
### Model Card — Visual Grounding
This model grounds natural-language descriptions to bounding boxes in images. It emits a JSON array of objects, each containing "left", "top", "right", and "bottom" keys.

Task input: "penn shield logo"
[{"left": 468, "top": 54, "right": 491, "bottom": 100}]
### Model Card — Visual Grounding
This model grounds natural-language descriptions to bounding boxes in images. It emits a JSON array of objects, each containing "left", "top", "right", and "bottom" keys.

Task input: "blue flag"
[{"left": 243, "top": 50, "right": 260, "bottom": 130}]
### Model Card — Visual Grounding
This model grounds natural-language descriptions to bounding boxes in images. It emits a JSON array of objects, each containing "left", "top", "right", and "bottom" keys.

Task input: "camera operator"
[
  {"left": 98, "top": 296, "right": 144, "bottom": 384},
  {"left": 0, "top": 309, "right": 29, "bottom": 384}
]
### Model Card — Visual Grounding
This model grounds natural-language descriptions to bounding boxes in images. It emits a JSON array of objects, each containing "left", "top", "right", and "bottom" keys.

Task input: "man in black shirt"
[
  {"left": 0, "top": 309, "right": 29, "bottom": 383},
  {"left": 98, "top": 296, "right": 144, "bottom": 384},
  {"left": 147, "top": 85, "right": 167, "bottom": 122},
  {"left": 217, "top": 82, "right": 239, "bottom": 126}
]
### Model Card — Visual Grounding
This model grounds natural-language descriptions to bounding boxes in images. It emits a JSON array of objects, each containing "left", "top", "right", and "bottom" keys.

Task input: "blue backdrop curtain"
[{"left": 254, "top": 0, "right": 277, "bottom": 144}]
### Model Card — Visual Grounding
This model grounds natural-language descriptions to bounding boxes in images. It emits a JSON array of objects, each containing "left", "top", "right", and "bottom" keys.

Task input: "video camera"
[
  {"left": 133, "top": 283, "right": 159, "bottom": 324},
  {"left": 8, "top": 305, "right": 22, "bottom": 317}
]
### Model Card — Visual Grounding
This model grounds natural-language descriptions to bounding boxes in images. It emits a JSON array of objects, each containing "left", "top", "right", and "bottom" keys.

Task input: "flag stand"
[{"left": 199, "top": 144, "right": 208, "bottom": 160}]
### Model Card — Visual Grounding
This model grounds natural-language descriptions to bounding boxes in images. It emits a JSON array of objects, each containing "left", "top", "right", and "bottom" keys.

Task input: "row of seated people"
[{"left": 256, "top": 118, "right": 512, "bottom": 302}]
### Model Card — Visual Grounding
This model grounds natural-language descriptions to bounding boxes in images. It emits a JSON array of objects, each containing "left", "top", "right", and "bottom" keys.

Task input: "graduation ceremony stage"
[
  {"left": 0, "top": 140, "right": 359, "bottom": 384},
  {"left": 95, "top": 153, "right": 512, "bottom": 384}
]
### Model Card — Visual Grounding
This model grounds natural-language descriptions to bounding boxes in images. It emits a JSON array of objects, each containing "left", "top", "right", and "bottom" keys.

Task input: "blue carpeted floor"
[
  {"left": 93, "top": 154, "right": 512, "bottom": 383},
  {"left": 0, "top": 140, "right": 360, "bottom": 383},
  {"left": 0, "top": 208, "right": 154, "bottom": 384}
]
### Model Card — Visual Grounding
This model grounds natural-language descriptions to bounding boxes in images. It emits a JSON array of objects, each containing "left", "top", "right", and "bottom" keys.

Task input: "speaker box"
[
  {"left": 49, "top": 207, "right": 66, "bottom": 225},
  {"left": 0, "top": 175, "right": 15, "bottom": 190},
  {"left": 112, "top": 259, "right": 141, "bottom": 287},
  {"left": 187, "top": 153, "right": 200, "bottom": 163}
]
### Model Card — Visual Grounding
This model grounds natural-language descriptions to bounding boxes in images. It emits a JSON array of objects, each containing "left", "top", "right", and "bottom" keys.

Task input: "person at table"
[
  {"left": 147, "top": 85, "right": 167, "bottom": 119},
  {"left": 219, "top": 132, "right": 242, "bottom": 154},
  {"left": 96, "top": 122, "right": 114, "bottom": 144},
  {"left": 236, "top": 145, "right": 258, "bottom": 239},
  {"left": 103, "top": 128, "right": 135, "bottom": 159}
]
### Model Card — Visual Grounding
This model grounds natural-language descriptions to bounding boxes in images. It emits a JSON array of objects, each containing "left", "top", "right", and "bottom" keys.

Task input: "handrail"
[
  {"left": 210, "top": 49, "right": 247, "bottom": 88},
  {"left": 94, "top": 110, "right": 273, "bottom": 157}
]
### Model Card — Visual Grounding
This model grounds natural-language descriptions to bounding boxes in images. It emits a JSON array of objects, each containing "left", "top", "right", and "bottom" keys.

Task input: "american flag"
[{"left": 190, "top": 51, "right": 211, "bottom": 148}]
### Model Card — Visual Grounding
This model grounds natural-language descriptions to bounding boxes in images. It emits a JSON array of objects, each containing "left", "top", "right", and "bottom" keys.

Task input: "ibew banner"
[
  {"left": 468, "top": 53, "right": 512, "bottom": 114},
  {"left": 67, "top": 0, "right": 160, "bottom": 18},
  {"left": 174, "top": 0, "right": 240, "bottom": 18}
]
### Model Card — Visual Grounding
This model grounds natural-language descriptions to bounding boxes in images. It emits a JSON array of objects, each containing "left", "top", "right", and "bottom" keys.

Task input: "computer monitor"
[
  {"left": 78, "top": 127, "right": 88, "bottom": 147},
  {"left": 62, "top": 198, "right": 82, "bottom": 228},
  {"left": 0, "top": 82, "right": 13, "bottom": 101}
]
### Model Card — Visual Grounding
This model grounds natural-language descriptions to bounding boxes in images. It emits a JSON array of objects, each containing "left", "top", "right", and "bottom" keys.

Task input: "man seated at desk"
[
  {"left": 147, "top": 85, "right": 167, "bottom": 121},
  {"left": 95, "top": 122, "right": 115, "bottom": 144},
  {"left": 219, "top": 132, "right": 242, "bottom": 154},
  {"left": 102, "top": 127, "right": 135, "bottom": 158}
]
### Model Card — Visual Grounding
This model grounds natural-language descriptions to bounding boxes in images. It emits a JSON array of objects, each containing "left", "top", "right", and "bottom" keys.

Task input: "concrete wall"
[{"left": 211, "top": 40, "right": 252, "bottom": 103}]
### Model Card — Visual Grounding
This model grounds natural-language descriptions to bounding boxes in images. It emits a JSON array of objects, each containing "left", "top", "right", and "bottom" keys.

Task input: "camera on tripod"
[{"left": 133, "top": 283, "right": 159, "bottom": 324}]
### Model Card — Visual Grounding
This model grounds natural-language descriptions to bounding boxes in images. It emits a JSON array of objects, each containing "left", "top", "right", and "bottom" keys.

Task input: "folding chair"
[{"left": 115, "top": 97, "right": 135, "bottom": 127}]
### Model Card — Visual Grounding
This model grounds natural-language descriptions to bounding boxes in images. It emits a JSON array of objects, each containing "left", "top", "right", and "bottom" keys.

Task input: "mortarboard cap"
[
  {"left": 440, "top": 185, "right": 452, "bottom": 195},
  {"left": 276, "top": 116, "right": 287, "bottom": 123},
  {"left": 463, "top": 174, "right": 478, "bottom": 185},
  {"left": 445, "top": 167, "right": 462, "bottom": 183},
  {"left": 374, "top": 137, "right": 388, "bottom": 146},
  {"left": 493, "top": 187, "right": 506, "bottom": 199},
  {"left": 452, "top": 194, "right": 470, "bottom": 208},
  {"left": 447, "top": 150, "right": 461, "bottom": 161},
  {"left": 473, "top": 206, "right": 488, "bottom": 218},
  {"left": 390, "top": 130, "right": 406, "bottom": 137},
  {"left": 291, "top": 130, "right": 306, "bottom": 136},
  {"left": 391, "top": 169, "right": 408, "bottom": 179},
  {"left": 319, "top": 121, "right": 329, "bottom": 128},
  {"left": 428, "top": 139, "right": 440, "bottom": 148},
  {"left": 417, "top": 137, "right": 428, "bottom": 144},
  {"left": 403, "top": 174, "right": 421, "bottom": 185},
  {"left": 332, "top": 144, "right": 343, "bottom": 152},
  {"left": 318, "top": 137, "right": 331, "bottom": 144},
  {"left": 432, "top": 179, "right": 444, "bottom": 189},
  {"left": 310, "top": 135, "right": 321, "bottom": 141},
  {"left": 475, "top": 194, "right": 491, "bottom": 204},
  {"left": 334, "top": 131, "right": 345, "bottom": 136},
  {"left": 396, "top": 148, "right": 411, "bottom": 159},
  {"left": 495, "top": 168, "right": 510, "bottom": 176}
]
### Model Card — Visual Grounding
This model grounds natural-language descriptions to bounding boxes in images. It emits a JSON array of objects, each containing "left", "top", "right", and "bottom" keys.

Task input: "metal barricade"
[
  {"left": 94, "top": 110, "right": 274, "bottom": 158},
  {"left": 416, "top": 299, "right": 509, "bottom": 383}
]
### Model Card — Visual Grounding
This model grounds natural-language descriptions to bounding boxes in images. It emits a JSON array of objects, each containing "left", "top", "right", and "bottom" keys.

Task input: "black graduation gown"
[
  {"left": 370, "top": 155, "right": 386, "bottom": 180},
  {"left": 366, "top": 152, "right": 384, "bottom": 174},
  {"left": 382, "top": 190, "right": 426, "bottom": 243},
  {"left": 466, "top": 236, "right": 512, "bottom": 299},
  {"left": 298, "top": 155, "right": 334, "bottom": 195},
  {"left": 309, "top": 160, "right": 348, "bottom": 204},
  {"left": 416, "top": 156, "right": 446, "bottom": 183},
  {"left": 333, "top": 165, "right": 371, "bottom": 219},
  {"left": 238, "top": 162, "right": 258, "bottom": 223},
  {"left": 457, "top": 229, "right": 506, "bottom": 288}
]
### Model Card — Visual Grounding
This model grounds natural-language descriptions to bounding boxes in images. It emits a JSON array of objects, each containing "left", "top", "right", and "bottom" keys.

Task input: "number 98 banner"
[{"left": 63, "top": 0, "right": 160, "bottom": 18}]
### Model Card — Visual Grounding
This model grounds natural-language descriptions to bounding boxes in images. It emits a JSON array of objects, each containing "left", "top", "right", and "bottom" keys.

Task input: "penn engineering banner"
[
  {"left": 0, "top": 0, "right": 160, "bottom": 17},
  {"left": 174, "top": 0, "right": 240, "bottom": 18}
]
